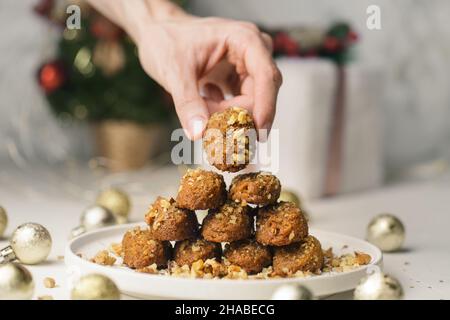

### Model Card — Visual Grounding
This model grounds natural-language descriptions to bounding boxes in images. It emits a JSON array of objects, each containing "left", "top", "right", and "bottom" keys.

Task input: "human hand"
[{"left": 135, "top": 16, "right": 282, "bottom": 140}]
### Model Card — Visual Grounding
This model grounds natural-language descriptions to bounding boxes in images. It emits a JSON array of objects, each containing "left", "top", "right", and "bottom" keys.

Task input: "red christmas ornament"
[
  {"left": 323, "top": 36, "right": 340, "bottom": 52},
  {"left": 273, "top": 32, "right": 287, "bottom": 52},
  {"left": 347, "top": 30, "right": 359, "bottom": 43},
  {"left": 34, "top": 0, "right": 54, "bottom": 18},
  {"left": 38, "top": 61, "right": 66, "bottom": 94},
  {"left": 90, "top": 16, "right": 123, "bottom": 40},
  {"left": 273, "top": 32, "right": 300, "bottom": 56}
]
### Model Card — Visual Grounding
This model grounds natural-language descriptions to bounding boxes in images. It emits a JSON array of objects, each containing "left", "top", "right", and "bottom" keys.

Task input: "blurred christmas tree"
[{"left": 35, "top": 0, "right": 174, "bottom": 125}]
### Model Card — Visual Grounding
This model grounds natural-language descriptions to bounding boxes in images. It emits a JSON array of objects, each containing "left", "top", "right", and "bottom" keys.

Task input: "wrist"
[
  {"left": 92, "top": 0, "right": 153, "bottom": 45},
  {"left": 124, "top": 0, "right": 191, "bottom": 45},
  {"left": 144, "top": 0, "right": 191, "bottom": 22}
]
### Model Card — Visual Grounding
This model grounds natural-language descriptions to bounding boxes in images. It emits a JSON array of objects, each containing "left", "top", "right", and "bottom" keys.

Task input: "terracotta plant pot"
[{"left": 93, "top": 120, "right": 167, "bottom": 171}]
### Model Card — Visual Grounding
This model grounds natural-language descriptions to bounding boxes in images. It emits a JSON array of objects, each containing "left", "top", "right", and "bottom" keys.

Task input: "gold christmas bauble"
[
  {"left": 0, "top": 263, "right": 35, "bottom": 300},
  {"left": 367, "top": 213, "right": 405, "bottom": 252},
  {"left": 11, "top": 223, "right": 52, "bottom": 265},
  {"left": 80, "top": 205, "right": 117, "bottom": 231},
  {"left": 271, "top": 284, "right": 313, "bottom": 300},
  {"left": 354, "top": 272, "right": 403, "bottom": 300},
  {"left": 96, "top": 188, "right": 131, "bottom": 223},
  {"left": 0, "top": 206, "right": 7, "bottom": 237},
  {"left": 279, "top": 189, "right": 301, "bottom": 207},
  {"left": 71, "top": 274, "right": 120, "bottom": 300}
]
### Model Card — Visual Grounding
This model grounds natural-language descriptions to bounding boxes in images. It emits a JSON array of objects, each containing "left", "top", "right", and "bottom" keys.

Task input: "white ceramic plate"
[{"left": 65, "top": 223, "right": 382, "bottom": 300}]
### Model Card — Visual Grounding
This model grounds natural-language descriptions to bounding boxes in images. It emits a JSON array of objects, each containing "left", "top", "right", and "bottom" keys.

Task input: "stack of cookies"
[{"left": 121, "top": 107, "right": 324, "bottom": 277}]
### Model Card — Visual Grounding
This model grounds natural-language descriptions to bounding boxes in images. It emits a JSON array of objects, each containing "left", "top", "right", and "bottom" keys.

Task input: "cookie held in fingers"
[
  {"left": 229, "top": 171, "right": 281, "bottom": 206},
  {"left": 122, "top": 227, "right": 172, "bottom": 269},
  {"left": 224, "top": 239, "right": 272, "bottom": 274},
  {"left": 176, "top": 168, "right": 226, "bottom": 210},
  {"left": 273, "top": 235, "right": 324, "bottom": 275},
  {"left": 145, "top": 197, "right": 198, "bottom": 241},
  {"left": 202, "top": 107, "right": 256, "bottom": 172},
  {"left": 256, "top": 201, "right": 308, "bottom": 246},
  {"left": 173, "top": 238, "right": 222, "bottom": 267},
  {"left": 201, "top": 200, "right": 254, "bottom": 243}
]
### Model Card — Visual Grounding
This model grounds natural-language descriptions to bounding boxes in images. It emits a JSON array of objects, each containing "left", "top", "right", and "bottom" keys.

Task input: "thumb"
[{"left": 171, "top": 73, "right": 209, "bottom": 140}]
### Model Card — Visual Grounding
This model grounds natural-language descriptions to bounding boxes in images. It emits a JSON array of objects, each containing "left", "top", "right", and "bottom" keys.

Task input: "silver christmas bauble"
[
  {"left": 0, "top": 206, "right": 7, "bottom": 237},
  {"left": 71, "top": 274, "right": 120, "bottom": 300},
  {"left": 354, "top": 272, "right": 404, "bottom": 300},
  {"left": 271, "top": 284, "right": 313, "bottom": 300},
  {"left": 367, "top": 213, "right": 405, "bottom": 252},
  {"left": 11, "top": 223, "right": 52, "bottom": 265},
  {"left": 0, "top": 263, "right": 35, "bottom": 300},
  {"left": 95, "top": 188, "right": 131, "bottom": 223},
  {"left": 80, "top": 205, "right": 117, "bottom": 231}
]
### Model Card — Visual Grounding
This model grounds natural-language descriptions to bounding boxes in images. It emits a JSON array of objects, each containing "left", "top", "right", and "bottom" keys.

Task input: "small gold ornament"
[
  {"left": 74, "top": 47, "right": 95, "bottom": 76},
  {"left": 0, "top": 263, "right": 35, "bottom": 300},
  {"left": 0, "top": 223, "right": 52, "bottom": 265},
  {"left": 271, "top": 284, "right": 313, "bottom": 300},
  {"left": 367, "top": 213, "right": 405, "bottom": 252},
  {"left": 71, "top": 274, "right": 120, "bottom": 300},
  {"left": 93, "top": 40, "right": 125, "bottom": 76},
  {"left": 0, "top": 206, "right": 7, "bottom": 237},
  {"left": 95, "top": 188, "right": 131, "bottom": 223},
  {"left": 279, "top": 189, "right": 301, "bottom": 207},
  {"left": 354, "top": 272, "right": 403, "bottom": 300},
  {"left": 70, "top": 205, "right": 117, "bottom": 239}
]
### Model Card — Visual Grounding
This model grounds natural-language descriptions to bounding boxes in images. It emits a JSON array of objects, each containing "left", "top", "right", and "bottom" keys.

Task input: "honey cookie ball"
[
  {"left": 273, "top": 236, "right": 324, "bottom": 275},
  {"left": 122, "top": 228, "right": 172, "bottom": 269},
  {"left": 224, "top": 239, "right": 272, "bottom": 274},
  {"left": 201, "top": 200, "right": 254, "bottom": 243},
  {"left": 145, "top": 197, "right": 198, "bottom": 241},
  {"left": 256, "top": 201, "right": 308, "bottom": 246},
  {"left": 229, "top": 172, "right": 281, "bottom": 206},
  {"left": 203, "top": 107, "right": 256, "bottom": 172},
  {"left": 176, "top": 168, "right": 227, "bottom": 210},
  {"left": 173, "top": 238, "right": 222, "bottom": 267}
]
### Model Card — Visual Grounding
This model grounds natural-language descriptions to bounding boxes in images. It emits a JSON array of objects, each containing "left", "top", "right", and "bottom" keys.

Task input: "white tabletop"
[{"left": 1, "top": 165, "right": 449, "bottom": 300}]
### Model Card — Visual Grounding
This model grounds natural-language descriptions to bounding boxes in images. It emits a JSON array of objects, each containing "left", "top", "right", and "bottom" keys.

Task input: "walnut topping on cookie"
[
  {"left": 173, "top": 238, "right": 222, "bottom": 267},
  {"left": 203, "top": 107, "right": 256, "bottom": 172},
  {"left": 145, "top": 197, "right": 198, "bottom": 241},
  {"left": 273, "top": 236, "right": 324, "bottom": 275},
  {"left": 176, "top": 168, "right": 226, "bottom": 210},
  {"left": 122, "top": 227, "right": 172, "bottom": 269},
  {"left": 201, "top": 200, "right": 254, "bottom": 243},
  {"left": 256, "top": 201, "right": 308, "bottom": 246},
  {"left": 229, "top": 171, "right": 281, "bottom": 206}
]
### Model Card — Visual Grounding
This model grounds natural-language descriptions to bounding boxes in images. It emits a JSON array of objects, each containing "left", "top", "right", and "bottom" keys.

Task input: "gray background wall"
[{"left": 1, "top": 0, "right": 449, "bottom": 174}]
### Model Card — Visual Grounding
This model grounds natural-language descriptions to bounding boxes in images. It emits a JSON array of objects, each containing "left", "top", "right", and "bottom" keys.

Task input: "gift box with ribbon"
[{"left": 269, "top": 58, "right": 383, "bottom": 199}]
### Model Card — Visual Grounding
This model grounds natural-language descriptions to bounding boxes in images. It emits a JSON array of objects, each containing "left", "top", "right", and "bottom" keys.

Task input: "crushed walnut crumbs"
[{"left": 89, "top": 244, "right": 371, "bottom": 280}]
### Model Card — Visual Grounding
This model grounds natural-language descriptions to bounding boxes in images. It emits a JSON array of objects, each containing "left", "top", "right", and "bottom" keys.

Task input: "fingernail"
[
  {"left": 187, "top": 116, "right": 206, "bottom": 140},
  {"left": 258, "top": 122, "right": 271, "bottom": 142}
]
